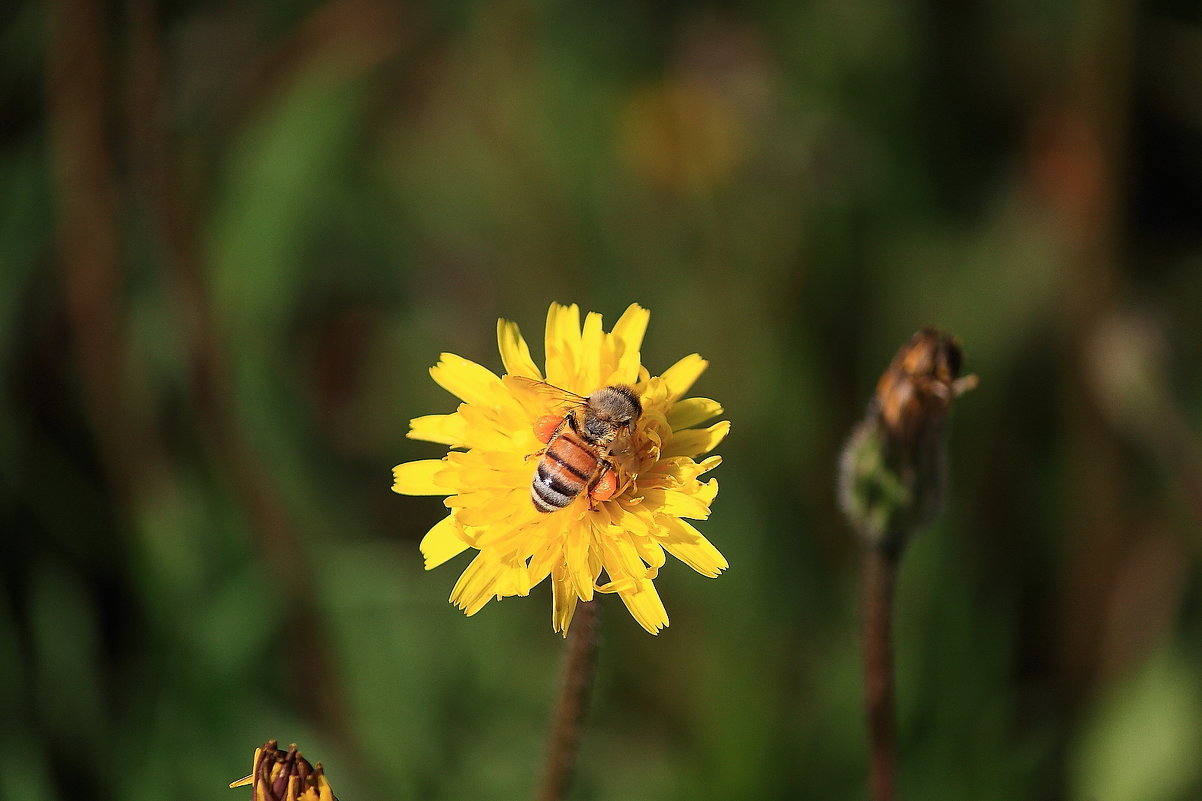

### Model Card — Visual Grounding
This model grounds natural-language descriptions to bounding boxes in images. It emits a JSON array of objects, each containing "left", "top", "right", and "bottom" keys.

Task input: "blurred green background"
[{"left": 4, "top": 0, "right": 1202, "bottom": 799}]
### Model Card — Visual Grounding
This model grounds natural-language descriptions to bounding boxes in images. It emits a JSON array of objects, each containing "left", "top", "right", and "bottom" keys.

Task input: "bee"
[{"left": 509, "top": 377, "right": 643, "bottom": 513}]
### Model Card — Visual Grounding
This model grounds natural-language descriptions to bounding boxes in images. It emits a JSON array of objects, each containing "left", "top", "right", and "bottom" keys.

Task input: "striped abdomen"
[{"left": 531, "top": 417, "right": 602, "bottom": 513}]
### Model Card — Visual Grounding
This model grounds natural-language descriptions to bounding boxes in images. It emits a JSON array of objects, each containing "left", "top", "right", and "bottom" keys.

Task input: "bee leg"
[{"left": 587, "top": 460, "right": 619, "bottom": 508}]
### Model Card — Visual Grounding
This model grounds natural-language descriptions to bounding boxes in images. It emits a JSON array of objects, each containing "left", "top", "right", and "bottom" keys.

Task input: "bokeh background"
[{"left": 4, "top": 0, "right": 1202, "bottom": 799}]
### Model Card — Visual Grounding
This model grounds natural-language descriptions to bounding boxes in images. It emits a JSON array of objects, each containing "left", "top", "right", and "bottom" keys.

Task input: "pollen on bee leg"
[
  {"left": 533, "top": 414, "right": 564, "bottom": 444},
  {"left": 589, "top": 468, "right": 619, "bottom": 502}
]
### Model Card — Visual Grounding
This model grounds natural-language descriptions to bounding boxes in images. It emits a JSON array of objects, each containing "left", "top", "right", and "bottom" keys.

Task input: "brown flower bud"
[
  {"left": 839, "top": 328, "right": 977, "bottom": 556},
  {"left": 229, "top": 740, "right": 336, "bottom": 801},
  {"left": 874, "top": 328, "right": 978, "bottom": 445}
]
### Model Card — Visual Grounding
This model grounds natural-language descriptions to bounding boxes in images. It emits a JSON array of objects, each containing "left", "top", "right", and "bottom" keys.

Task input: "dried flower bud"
[
  {"left": 229, "top": 740, "right": 336, "bottom": 801},
  {"left": 839, "top": 328, "right": 977, "bottom": 556}
]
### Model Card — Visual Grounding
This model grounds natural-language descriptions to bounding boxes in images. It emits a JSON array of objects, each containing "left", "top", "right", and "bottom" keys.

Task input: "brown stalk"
[
  {"left": 536, "top": 600, "right": 601, "bottom": 801},
  {"left": 47, "top": 0, "right": 150, "bottom": 508},
  {"left": 862, "top": 547, "right": 899, "bottom": 801}
]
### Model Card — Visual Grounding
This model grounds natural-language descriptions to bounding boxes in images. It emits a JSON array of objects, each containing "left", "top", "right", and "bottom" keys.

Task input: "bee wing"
[
  {"left": 504, "top": 372, "right": 584, "bottom": 399},
  {"left": 505, "top": 375, "right": 587, "bottom": 412}
]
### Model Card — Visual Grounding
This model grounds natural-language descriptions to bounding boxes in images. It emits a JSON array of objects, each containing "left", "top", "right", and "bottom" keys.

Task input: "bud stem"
[
  {"left": 863, "top": 546, "right": 899, "bottom": 801},
  {"left": 536, "top": 600, "right": 600, "bottom": 801}
]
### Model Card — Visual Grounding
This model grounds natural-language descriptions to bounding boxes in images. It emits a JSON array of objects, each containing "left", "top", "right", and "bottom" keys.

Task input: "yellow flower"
[{"left": 392, "top": 302, "right": 728, "bottom": 635}]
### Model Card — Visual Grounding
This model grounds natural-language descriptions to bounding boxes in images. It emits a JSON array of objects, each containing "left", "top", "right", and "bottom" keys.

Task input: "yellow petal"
[
  {"left": 450, "top": 554, "right": 508, "bottom": 615},
  {"left": 610, "top": 303, "right": 650, "bottom": 355},
  {"left": 660, "top": 353, "right": 708, "bottom": 400},
  {"left": 544, "top": 303, "right": 581, "bottom": 386},
  {"left": 650, "top": 455, "right": 722, "bottom": 484},
  {"left": 661, "top": 420, "right": 730, "bottom": 459},
  {"left": 473, "top": 517, "right": 536, "bottom": 551},
  {"left": 454, "top": 495, "right": 525, "bottom": 528},
  {"left": 693, "top": 477, "right": 719, "bottom": 506},
  {"left": 611, "top": 310, "right": 649, "bottom": 384},
  {"left": 444, "top": 488, "right": 510, "bottom": 510},
  {"left": 493, "top": 558, "right": 533, "bottom": 597},
  {"left": 429, "top": 353, "right": 504, "bottom": 407},
  {"left": 527, "top": 542, "right": 560, "bottom": 588},
  {"left": 546, "top": 302, "right": 582, "bottom": 347},
  {"left": 581, "top": 311, "right": 604, "bottom": 352},
  {"left": 630, "top": 532, "right": 666, "bottom": 573},
  {"left": 606, "top": 504, "right": 652, "bottom": 537},
  {"left": 594, "top": 575, "right": 640, "bottom": 594},
  {"left": 564, "top": 523, "right": 595, "bottom": 602},
  {"left": 617, "top": 579, "right": 668, "bottom": 634},
  {"left": 456, "top": 403, "right": 529, "bottom": 452},
  {"left": 497, "top": 319, "right": 542, "bottom": 379},
  {"left": 407, "top": 413, "right": 466, "bottom": 446},
  {"left": 641, "top": 482, "right": 715, "bottom": 519},
  {"left": 551, "top": 563, "right": 579, "bottom": 635},
  {"left": 579, "top": 311, "right": 604, "bottom": 390},
  {"left": 420, "top": 515, "right": 470, "bottom": 569},
  {"left": 600, "top": 535, "right": 648, "bottom": 585},
  {"left": 392, "top": 459, "right": 453, "bottom": 495},
  {"left": 666, "top": 397, "right": 723, "bottom": 431},
  {"left": 658, "top": 517, "right": 728, "bottom": 577}
]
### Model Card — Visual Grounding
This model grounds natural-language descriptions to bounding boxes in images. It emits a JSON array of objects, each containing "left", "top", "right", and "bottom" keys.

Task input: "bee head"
[{"left": 587, "top": 385, "right": 642, "bottom": 426}]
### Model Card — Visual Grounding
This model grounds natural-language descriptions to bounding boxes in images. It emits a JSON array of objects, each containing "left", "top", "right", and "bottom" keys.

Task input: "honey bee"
[{"left": 509, "top": 377, "right": 643, "bottom": 513}]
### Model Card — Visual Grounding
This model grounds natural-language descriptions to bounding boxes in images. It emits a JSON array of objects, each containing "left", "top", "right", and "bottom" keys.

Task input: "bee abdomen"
[
  {"left": 531, "top": 435, "right": 594, "bottom": 513},
  {"left": 531, "top": 465, "right": 580, "bottom": 512}
]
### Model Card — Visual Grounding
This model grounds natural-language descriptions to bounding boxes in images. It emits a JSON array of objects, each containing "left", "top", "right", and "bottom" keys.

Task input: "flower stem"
[
  {"left": 862, "top": 545, "right": 899, "bottom": 801},
  {"left": 537, "top": 600, "right": 600, "bottom": 801}
]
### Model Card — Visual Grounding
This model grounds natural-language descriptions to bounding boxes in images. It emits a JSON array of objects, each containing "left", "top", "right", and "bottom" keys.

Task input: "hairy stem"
[{"left": 537, "top": 600, "right": 600, "bottom": 801}]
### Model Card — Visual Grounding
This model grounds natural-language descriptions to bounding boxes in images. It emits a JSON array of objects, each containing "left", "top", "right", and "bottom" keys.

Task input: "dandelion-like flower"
[{"left": 392, "top": 302, "right": 728, "bottom": 634}]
